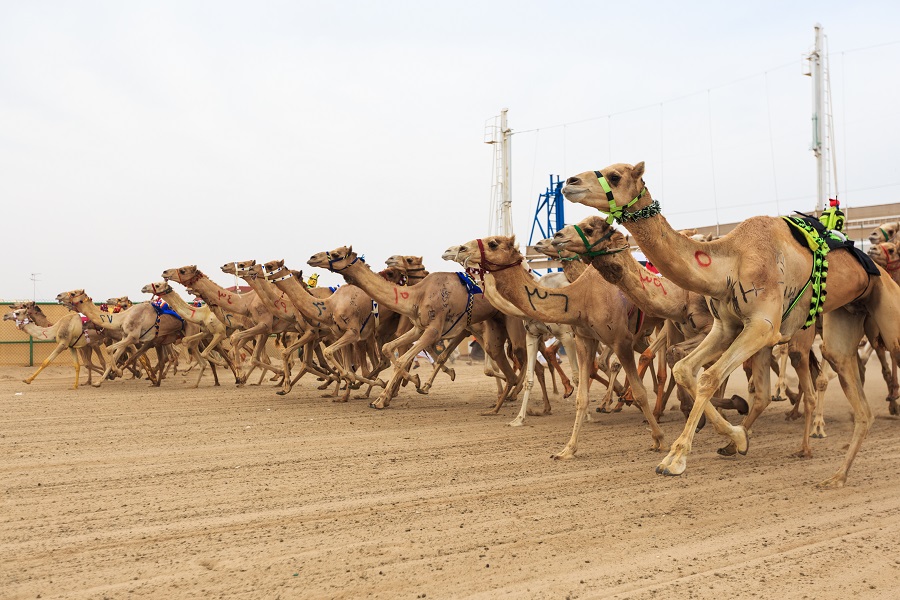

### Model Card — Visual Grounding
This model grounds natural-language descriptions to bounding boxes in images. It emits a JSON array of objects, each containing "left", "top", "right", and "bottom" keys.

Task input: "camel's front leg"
[
  {"left": 658, "top": 319, "right": 774, "bottom": 477},
  {"left": 509, "top": 330, "right": 542, "bottom": 427},
  {"left": 553, "top": 335, "right": 598, "bottom": 459},
  {"left": 811, "top": 358, "right": 834, "bottom": 438},
  {"left": 370, "top": 325, "right": 438, "bottom": 409},
  {"left": 418, "top": 331, "right": 467, "bottom": 394}
]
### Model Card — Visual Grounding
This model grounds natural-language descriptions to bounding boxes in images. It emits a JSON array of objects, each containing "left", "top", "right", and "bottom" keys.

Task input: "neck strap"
[{"left": 594, "top": 171, "right": 647, "bottom": 224}]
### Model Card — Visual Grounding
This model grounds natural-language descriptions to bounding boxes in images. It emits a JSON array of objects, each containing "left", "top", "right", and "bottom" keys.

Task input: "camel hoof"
[
  {"left": 551, "top": 452, "right": 575, "bottom": 461},
  {"left": 416, "top": 387, "right": 429, "bottom": 395},
  {"left": 508, "top": 418, "right": 526, "bottom": 427},
  {"left": 695, "top": 414, "right": 707, "bottom": 433},
  {"left": 717, "top": 442, "right": 738, "bottom": 456},
  {"left": 22, "top": 379, "right": 33, "bottom": 385},
  {"left": 276, "top": 390, "right": 288, "bottom": 396},
  {"left": 889, "top": 400, "right": 900, "bottom": 416},
  {"left": 816, "top": 474, "right": 846, "bottom": 489},
  {"left": 563, "top": 387, "right": 574, "bottom": 399},
  {"left": 447, "top": 368, "right": 456, "bottom": 382},
  {"left": 771, "top": 394, "right": 786, "bottom": 402},
  {"left": 790, "top": 448, "right": 813, "bottom": 459}
]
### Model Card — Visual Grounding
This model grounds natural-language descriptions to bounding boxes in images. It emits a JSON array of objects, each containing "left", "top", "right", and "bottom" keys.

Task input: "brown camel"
[
  {"left": 445, "top": 235, "right": 665, "bottom": 458},
  {"left": 56, "top": 290, "right": 185, "bottom": 386},
  {"left": 261, "top": 260, "right": 385, "bottom": 400},
  {"left": 162, "top": 265, "right": 283, "bottom": 385},
  {"left": 562, "top": 161, "right": 900, "bottom": 486},
  {"left": 554, "top": 216, "right": 833, "bottom": 456},
  {"left": 867, "top": 222, "right": 900, "bottom": 246},
  {"left": 141, "top": 282, "right": 233, "bottom": 387},
  {"left": 3, "top": 306, "right": 112, "bottom": 389},
  {"left": 308, "top": 246, "right": 522, "bottom": 411}
]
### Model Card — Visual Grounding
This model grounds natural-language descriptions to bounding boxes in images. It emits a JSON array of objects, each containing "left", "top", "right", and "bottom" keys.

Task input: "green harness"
[
  {"left": 572, "top": 224, "right": 625, "bottom": 257},
  {"left": 781, "top": 216, "right": 830, "bottom": 329}
]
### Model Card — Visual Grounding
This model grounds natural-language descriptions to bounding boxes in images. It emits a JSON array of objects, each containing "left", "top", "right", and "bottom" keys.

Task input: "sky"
[{"left": 2, "top": 1, "right": 899, "bottom": 301}]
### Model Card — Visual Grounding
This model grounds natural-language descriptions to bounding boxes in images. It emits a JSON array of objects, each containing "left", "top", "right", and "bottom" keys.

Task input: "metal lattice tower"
[{"left": 529, "top": 175, "right": 565, "bottom": 246}]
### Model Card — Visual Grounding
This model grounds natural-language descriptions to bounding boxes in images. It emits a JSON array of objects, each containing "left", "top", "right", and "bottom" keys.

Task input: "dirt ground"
[{"left": 2, "top": 357, "right": 900, "bottom": 600}]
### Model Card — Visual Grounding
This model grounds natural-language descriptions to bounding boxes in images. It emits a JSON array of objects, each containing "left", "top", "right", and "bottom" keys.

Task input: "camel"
[
  {"left": 261, "top": 260, "right": 385, "bottom": 400},
  {"left": 7, "top": 301, "right": 109, "bottom": 383},
  {"left": 161, "top": 265, "right": 283, "bottom": 385},
  {"left": 56, "top": 290, "right": 185, "bottom": 386},
  {"left": 561, "top": 161, "right": 900, "bottom": 486},
  {"left": 550, "top": 216, "right": 715, "bottom": 420},
  {"left": 308, "top": 246, "right": 523, "bottom": 411},
  {"left": 140, "top": 282, "right": 232, "bottom": 387},
  {"left": 555, "top": 216, "right": 842, "bottom": 454},
  {"left": 442, "top": 245, "right": 580, "bottom": 426},
  {"left": 3, "top": 306, "right": 112, "bottom": 389},
  {"left": 868, "top": 222, "right": 900, "bottom": 245},
  {"left": 445, "top": 235, "right": 665, "bottom": 459},
  {"left": 868, "top": 242, "right": 900, "bottom": 284}
]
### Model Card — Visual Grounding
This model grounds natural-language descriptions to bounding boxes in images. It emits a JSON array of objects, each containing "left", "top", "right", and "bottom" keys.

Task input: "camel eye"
[
  {"left": 584, "top": 228, "right": 593, "bottom": 236},
  {"left": 488, "top": 241, "right": 498, "bottom": 250},
  {"left": 179, "top": 269, "right": 185, "bottom": 274},
  {"left": 608, "top": 173, "right": 621, "bottom": 185}
]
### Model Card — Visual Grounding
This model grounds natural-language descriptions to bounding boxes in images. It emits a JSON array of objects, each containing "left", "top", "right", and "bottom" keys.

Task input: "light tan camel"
[
  {"left": 554, "top": 216, "right": 833, "bottom": 456},
  {"left": 161, "top": 265, "right": 282, "bottom": 385},
  {"left": 868, "top": 222, "right": 900, "bottom": 246},
  {"left": 308, "top": 246, "right": 522, "bottom": 411},
  {"left": 442, "top": 246, "right": 580, "bottom": 426},
  {"left": 8, "top": 301, "right": 108, "bottom": 383},
  {"left": 446, "top": 235, "right": 665, "bottom": 458},
  {"left": 261, "top": 260, "right": 385, "bottom": 400},
  {"left": 141, "top": 282, "right": 232, "bottom": 387},
  {"left": 56, "top": 290, "right": 184, "bottom": 386},
  {"left": 562, "top": 161, "right": 900, "bottom": 486},
  {"left": 3, "top": 307, "right": 112, "bottom": 389}
]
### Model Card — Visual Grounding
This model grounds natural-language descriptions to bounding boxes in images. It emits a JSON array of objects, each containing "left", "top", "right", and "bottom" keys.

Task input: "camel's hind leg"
[{"left": 818, "top": 309, "right": 870, "bottom": 488}]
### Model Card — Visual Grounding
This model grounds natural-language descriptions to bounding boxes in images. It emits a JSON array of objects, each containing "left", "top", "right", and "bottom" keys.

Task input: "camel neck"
[
  {"left": 560, "top": 258, "right": 587, "bottom": 283},
  {"left": 340, "top": 260, "right": 418, "bottom": 317},
  {"left": 157, "top": 291, "right": 201, "bottom": 322},
  {"left": 616, "top": 191, "right": 723, "bottom": 297},
  {"left": 488, "top": 262, "right": 596, "bottom": 326},
  {"left": 26, "top": 307, "right": 52, "bottom": 327},
  {"left": 191, "top": 274, "right": 254, "bottom": 315},
  {"left": 589, "top": 250, "right": 688, "bottom": 321},
  {"left": 20, "top": 320, "right": 62, "bottom": 341},
  {"left": 78, "top": 300, "right": 124, "bottom": 330},
  {"left": 272, "top": 276, "right": 333, "bottom": 326},
  {"left": 237, "top": 272, "right": 295, "bottom": 322}
]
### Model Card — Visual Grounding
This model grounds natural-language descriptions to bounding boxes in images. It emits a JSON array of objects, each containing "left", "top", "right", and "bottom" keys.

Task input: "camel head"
[
  {"left": 533, "top": 237, "right": 578, "bottom": 261},
  {"left": 141, "top": 282, "right": 173, "bottom": 296},
  {"left": 868, "top": 222, "right": 900, "bottom": 245},
  {"left": 162, "top": 265, "right": 202, "bottom": 286},
  {"left": 553, "top": 216, "right": 631, "bottom": 283},
  {"left": 867, "top": 242, "right": 900, "bottom": 268},
  {"left": 57, "top": 289, "right": 90, "bottom": 309},
  {"left": 378, "top": 266, "right": 407, "bottom": 284},
  {"left": 221, "top": 260, "right": 256, "bottom": 276},
  {"left": 386, "top": 255, "right": 426, "bottom": 274},
  {"left": 3, "top": 307, "right": 28, "bottom": 325},
  {"left": 443, "top": 235, "right": 522, "bottom": 272},
  {"left": 562, "top": 162, "right": 648, "bottom": 223},
  {"left": 308, "top": 246, "right": 357, "bottom": 272},
  {"left": 106, "top": 296, "right": 133, "bottom": 309}
]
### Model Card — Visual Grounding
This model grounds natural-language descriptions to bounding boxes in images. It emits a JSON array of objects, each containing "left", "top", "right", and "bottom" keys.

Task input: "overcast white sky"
[{"left": 3, "top": 1, "right": 899, "bottom": 300}]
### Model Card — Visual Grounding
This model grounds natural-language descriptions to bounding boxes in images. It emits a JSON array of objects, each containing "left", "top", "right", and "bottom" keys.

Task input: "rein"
[
  {"left": 173, "top": 270, "right": 203, "bottom": 288},
  {"left": 326, "top": 252, "right": 358, "bottom": 272}
]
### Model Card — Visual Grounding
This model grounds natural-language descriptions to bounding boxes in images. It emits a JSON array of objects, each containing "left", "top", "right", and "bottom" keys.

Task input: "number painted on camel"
[{"left": 639, "top": 271, "right": 667, "bottom": 295}]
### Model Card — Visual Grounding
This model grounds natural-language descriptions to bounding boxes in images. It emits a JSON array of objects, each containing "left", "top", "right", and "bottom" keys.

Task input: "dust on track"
[{"left": 2, "top": 360, "right": 899, "bottom": 599}]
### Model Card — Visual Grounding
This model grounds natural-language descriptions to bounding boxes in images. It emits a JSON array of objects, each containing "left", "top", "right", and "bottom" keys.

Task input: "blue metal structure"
[{"left": 529, "top": 174, "right": 566, "bottom": 246}]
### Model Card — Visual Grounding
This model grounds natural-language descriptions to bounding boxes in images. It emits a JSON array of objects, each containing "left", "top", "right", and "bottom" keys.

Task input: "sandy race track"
[{"left": 2, "top": 358, "right": 900, "bottom": 599}]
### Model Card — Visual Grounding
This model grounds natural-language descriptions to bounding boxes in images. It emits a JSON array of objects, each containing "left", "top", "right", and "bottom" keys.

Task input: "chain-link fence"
[{"left": 1, "top": 302, "right": 84, "bottom": 366}]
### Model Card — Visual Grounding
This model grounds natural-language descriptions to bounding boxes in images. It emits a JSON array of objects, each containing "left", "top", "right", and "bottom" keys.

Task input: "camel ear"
[
  {"left": 509, "top": 234, "right": 517, "bottom": 247},
  {"left": 347, "top": 246, "right": 353, "bottom": 254},
  {"left": 633, "top": 161, "right": 645, "bottom": 180}
]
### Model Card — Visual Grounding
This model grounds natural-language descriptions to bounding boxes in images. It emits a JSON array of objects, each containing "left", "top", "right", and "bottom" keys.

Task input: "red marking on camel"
[
  {"left": 694, "top": 251, "right": 712, "bottom": 267},
  {"left": 639, "top": 270, "right": 667, "bottom": 295},
  {"left": 393, "top": 288, "right": 411, "bottom": 303}
]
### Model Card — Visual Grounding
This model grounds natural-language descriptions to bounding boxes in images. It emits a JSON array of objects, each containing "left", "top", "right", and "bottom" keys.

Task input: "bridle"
[
  {"left": 325, "top": 251, "right": 358, "bottom": 272},
  {"left": 464, "top": 238, "right": 522, "bottom": 284},
  {"left": 571, "top": 224, "right": 628, "bottom": 257}
]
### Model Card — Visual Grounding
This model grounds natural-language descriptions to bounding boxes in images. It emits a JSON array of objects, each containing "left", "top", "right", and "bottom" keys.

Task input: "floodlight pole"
[
  {"left": 499, "top": 108, "right": 513, "bottom": 236},
  {"left": 810, "top": 23, "right": 826, "bottom": 214}
]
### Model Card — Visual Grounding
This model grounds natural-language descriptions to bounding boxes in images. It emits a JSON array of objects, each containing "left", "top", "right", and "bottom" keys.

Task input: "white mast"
[
  {"left": 807, "top": 23, "right": 827, "bottom": 213},
  {"left": 485, "top": 108, "right": 514, "bottom": 235}
]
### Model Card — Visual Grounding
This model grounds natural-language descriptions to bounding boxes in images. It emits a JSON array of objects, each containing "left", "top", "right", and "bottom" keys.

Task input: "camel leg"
[
  {"left": 509, "top": 330, "right": 543, "bottom": 427},
  {"left": 370, "top": 325, "right": 437, "bottom": 409},
  {"left": 817, "top": 309, "right": 870, "bottom": 488},
  {"left": 22, "top": 342, "right": 68, "bottom": 386},
  {"left": 558, "top": 329, "right": 580, "bottom": 398},
  {"left": 724, "top": 347, "right": 773, "bottom": 451},
  {"left": 325, "top": 330, "right": 386, "bottom": 389},
  {"left": 553, "top": 335, "right": 598, "bottom": 459},
  {"left": 812, "top": 358, "right": 834, "bottom": 438},
  {"left": 615, "top": 340, "right": 665, "bottom": 450},
  {"left": 70, "top": 347, "right": 81, "bottom": 390},
  {"left": 480, "top": 322, "right": 522, "bottom": 415},
  {"left": 380, "top": 325, "right": 424, "bottom": 390},
  {"left": 658, "top": 320, "right": 757, "bottom": 477},
  {"left": 418, "top": 332, "right": 468, "bottom": 394}
]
